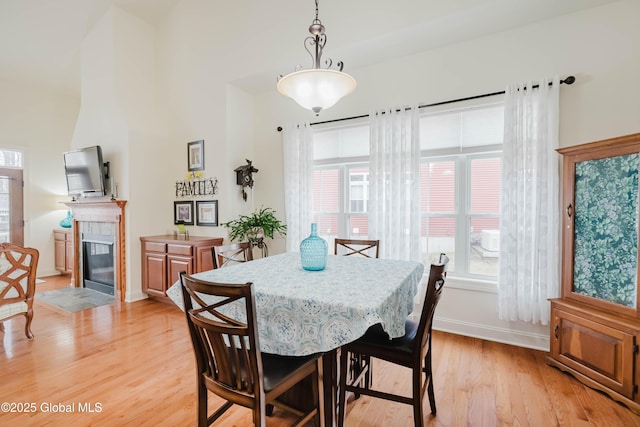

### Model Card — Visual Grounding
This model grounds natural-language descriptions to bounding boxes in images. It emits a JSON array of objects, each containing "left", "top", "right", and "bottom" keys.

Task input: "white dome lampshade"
[
  {"left": 277, "top": 0, "right": 357, "bottom": 115},
  {"left": 277, "top": 69, "right": 357, "bottom": 114}
]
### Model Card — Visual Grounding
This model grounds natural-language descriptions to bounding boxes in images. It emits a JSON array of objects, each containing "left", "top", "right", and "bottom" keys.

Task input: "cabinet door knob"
[{"left": 554, "top": 324, "right": 559, "bottom": 339}]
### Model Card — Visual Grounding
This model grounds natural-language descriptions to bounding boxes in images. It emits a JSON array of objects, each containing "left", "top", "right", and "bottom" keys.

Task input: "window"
[
  {"left": 420, "top": 159, "right": 457, "bottom": 271},
  {"left": 312, "top": 103, "right": 503, "bottom": 280},
  {"left": 419, "top": 104, "right": 503, "bottom": 279},
  {"left": 313, "top": 123, "right": 370, "bottom": 247},
  {"left": 0, "top": 149, "right": 24, "bottom": 244},
  {"left": 349, "top": 168, "right": 369, "bottom": 213},
  {"left": 420, "top": 153, "right": 502, "bottom": 278},
  {"left": 312, "top": 163, "right": 371, "bottom": 247},
  {"left": 0, "top": 150, "right": 23, "bottom": 168},
  {"left": 468, "top": 156, "right": 501, "bottom": 276},
  {"left": 312, "top": 166, "right": 340, "bottom": 242}
]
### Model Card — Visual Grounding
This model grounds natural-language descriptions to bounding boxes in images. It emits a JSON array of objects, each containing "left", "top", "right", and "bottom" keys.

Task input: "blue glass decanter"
[
  {"left": 300, "top": 223, "right": 328, "bottom": 271},
  {"left": 59, "top": 210, "right": 72, "bottom": 228}
]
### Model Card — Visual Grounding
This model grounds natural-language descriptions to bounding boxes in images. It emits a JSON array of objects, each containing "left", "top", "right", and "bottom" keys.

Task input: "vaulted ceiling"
[{"left": 0, "top": 0, "right": 621, "bottom": 97}]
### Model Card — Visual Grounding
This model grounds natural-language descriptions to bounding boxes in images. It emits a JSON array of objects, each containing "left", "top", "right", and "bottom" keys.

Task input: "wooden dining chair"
[
  {"left": 337, "top": 254, "right": 449, "bottom": 427},
  {"left": 334, "top": 238, "right": 380, "bottom": 258},
  {"left": 180, "top": 272, "right": 321, "bottom": 427},
  {"left": 212, "top": 242, "right": 253, "bottom": 269},
  {"left": 0, "top": 243, "right": 40, "bottom": 339},
  {"left": 334, "top": 238, "right": 380, "bottom": 395}
]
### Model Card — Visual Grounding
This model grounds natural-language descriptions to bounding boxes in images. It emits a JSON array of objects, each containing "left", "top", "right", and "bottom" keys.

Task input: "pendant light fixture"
[{"left": 277, "top": 0, "right": 357, "bottom": 115}]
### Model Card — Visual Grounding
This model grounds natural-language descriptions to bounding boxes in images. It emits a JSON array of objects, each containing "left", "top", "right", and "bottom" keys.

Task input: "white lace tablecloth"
[{"left": 167, "top": 252, "right": 424, "bottom": 356}]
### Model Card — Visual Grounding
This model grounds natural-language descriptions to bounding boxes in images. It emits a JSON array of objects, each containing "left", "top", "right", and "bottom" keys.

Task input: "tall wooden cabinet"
[
  {"left": 141, "top": 235, "right": 223, "bottom": 300},
  {"left": 548, "top": 132, "right": 640, "bottom": 414}
]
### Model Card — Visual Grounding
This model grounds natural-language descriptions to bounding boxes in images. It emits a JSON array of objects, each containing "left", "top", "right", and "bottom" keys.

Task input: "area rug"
[{"left": 35, "top": 287, "right": 115, "bottom": 313}]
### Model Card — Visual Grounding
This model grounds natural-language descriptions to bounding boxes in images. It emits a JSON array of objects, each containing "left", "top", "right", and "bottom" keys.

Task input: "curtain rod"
[{"left": 276, "top": 75, "right": 575, "bottom": 132}]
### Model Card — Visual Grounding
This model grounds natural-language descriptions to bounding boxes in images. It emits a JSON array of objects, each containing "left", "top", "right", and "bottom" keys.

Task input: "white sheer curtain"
[
  {"left": 369, "top": 107, "right": 421, "bottom": 261},
  {"left": 282, "top": 123, "right": 314, "bottom": 252},
  {"left": 499, "top": 77, "right": 561, "bottom": 325}
]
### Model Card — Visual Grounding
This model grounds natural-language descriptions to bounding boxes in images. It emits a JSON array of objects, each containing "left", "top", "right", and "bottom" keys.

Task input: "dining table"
[{"left": 166, "top": 251, "right": 424, "bottom": 426}]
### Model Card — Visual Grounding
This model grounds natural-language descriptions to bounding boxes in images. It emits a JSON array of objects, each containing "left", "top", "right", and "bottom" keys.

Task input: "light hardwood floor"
[{"left": 1, "top": 274, "right": 640, "bottom": 427}]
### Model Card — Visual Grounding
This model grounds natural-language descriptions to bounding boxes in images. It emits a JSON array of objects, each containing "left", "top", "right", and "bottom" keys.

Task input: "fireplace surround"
[{"left": 64, "top": 200, "right": 127, "bottom": 301}]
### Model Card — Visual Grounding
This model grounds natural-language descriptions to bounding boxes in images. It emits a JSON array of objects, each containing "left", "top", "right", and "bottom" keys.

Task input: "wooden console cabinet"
[
  {"left": 54, "top": 229, "right": 73, "bottom": 274},
  {"left": 548, "top": 133, "right": 640, "bottom": 414},
  {"left": 141, "top": 235, "right": 223, "bottom": 299}
]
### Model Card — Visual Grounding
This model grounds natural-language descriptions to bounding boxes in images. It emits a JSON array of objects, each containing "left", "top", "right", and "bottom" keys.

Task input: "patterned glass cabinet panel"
[
  {"left": 560, "top": 133, "right": 640, "bottom": 317},
  {"left": 548, "top": 133, "right": 640, "bottom": 415},
  {"left": 573, "top": 153, "right": 638, "bottom": 307}
]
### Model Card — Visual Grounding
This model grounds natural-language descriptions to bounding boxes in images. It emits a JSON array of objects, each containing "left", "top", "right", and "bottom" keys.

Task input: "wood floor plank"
[
  {"left": 430, "top": 332, "right": 461, "bottom": 426},
  {"left": 538, "top": 351, "right": 590, "bottom": 427},
  {"left": 2, "top": 275, "right": 640, "bottom": 426},
  {"left": 477, "top": 340, "right": 498, "bottom": 426},
  {"left": 493, "top": 341, "right": 517, "bottom": 426},
  {"left": 507, "top": 346, "right": 530, "bottom": 426},
  {"left": 517, "top": 346, "right": 557, "bottom": 427},
  {"left": 452, "top": 335, "right": 473, "bottom": 426}
]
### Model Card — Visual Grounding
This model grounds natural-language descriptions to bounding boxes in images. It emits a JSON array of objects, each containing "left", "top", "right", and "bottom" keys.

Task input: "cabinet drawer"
[
  {"left": 144, "top": 242, "right": 166, "bottom": 253},
  {"left": 54, "top": 231, "right": 70, "bottom": 241},
  {"left": 167, "top": 243, "right": 193, "bottom": 256}
]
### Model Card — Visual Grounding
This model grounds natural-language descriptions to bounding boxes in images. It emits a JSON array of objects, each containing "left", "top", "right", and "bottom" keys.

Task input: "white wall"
[
  {"left": 113, "top": 8, "right": 170, "bottom": 302},
  {"left": 161, "top": 2, "right": 268, "bottom": 237},
  {"left": 247, "top": 0, "right": 640, "bottom": 350},
  {"left": 0, "top": 78, "right": 79, "bottom": 277},
  {"left": 225, "top": 84, "right": 256, "bottom": 218},
  {"left": 73, "top": 7, "right": 168, "bottom": 301}
]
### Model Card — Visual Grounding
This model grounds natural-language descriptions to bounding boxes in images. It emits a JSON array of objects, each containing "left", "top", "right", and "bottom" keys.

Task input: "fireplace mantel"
[{"left": 64, "top": 200, "right": 127, "bottom": 301}]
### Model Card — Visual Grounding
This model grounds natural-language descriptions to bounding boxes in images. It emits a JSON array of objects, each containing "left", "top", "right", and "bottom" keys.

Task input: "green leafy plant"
[{"left": 221, "top": 207, "right": 287, "bottom": 243}]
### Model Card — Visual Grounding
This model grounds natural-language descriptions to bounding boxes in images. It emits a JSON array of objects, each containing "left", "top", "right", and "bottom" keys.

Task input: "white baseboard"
[
  {"left": 125, "top": 290, "right": 148, "bottom": 303},
  {"left": 433, "top": 316, "right": 550, "bottom": 352},
  {"left": 38, "top": 269, "right": 64, "bottom": 278}
]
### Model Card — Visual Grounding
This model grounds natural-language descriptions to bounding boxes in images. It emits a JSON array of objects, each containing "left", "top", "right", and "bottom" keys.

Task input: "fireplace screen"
[{"left": 82, "top": 234, "right": 115, "bottom": 295}]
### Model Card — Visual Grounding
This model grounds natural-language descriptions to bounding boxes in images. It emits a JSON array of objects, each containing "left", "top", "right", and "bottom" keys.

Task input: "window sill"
[{"left": 441, "top": 275, "right": 498, "bottom": 293}]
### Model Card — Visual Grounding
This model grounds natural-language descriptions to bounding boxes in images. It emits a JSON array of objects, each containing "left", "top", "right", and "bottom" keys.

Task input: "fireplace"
[
  {"left": 64, "top": 200, "right": 127, "bottom": 301},
  {"left": 82, "top": 234, "right": 115, "bottom": 295}
]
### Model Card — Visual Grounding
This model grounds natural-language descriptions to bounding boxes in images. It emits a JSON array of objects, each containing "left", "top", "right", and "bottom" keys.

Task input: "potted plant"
[{"left": 221, "top": 207, "right": 287, "bottom": 256}]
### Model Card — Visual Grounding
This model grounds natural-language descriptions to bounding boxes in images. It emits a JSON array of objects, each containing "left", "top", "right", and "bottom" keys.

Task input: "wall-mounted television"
[{"left": 63, "top": 145, "right": 107, "bottom": 198}]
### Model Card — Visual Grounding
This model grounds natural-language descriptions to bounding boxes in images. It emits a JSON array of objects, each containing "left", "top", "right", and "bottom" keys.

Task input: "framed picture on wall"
[
  {"left": 174, "top": 201, "right": 194, "bottom": 225},
  {"left": 196, "top": 200, "right": 218, "bottom": 226},
  {"left": 187, "top": 140, "right": 204, "bottom": 171}
]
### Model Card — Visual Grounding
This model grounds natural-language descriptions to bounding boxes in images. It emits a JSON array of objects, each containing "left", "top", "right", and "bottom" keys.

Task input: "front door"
[{"left": 0, "top": 167, "right": 24, "bottom": 245}]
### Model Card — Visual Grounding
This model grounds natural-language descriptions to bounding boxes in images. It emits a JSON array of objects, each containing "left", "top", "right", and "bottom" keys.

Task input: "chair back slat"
[
  {"left": 212, "top": 242, "right": 254, "bottom": 269},
  {"left": 334, "top": 238, "right": 380, "bottom": 258},
  {"left": 0, "top": 245, "right": 38, "bottom": 303},
  {"left": 180, "top": 273, "right": 262, "bottom": 401}
]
